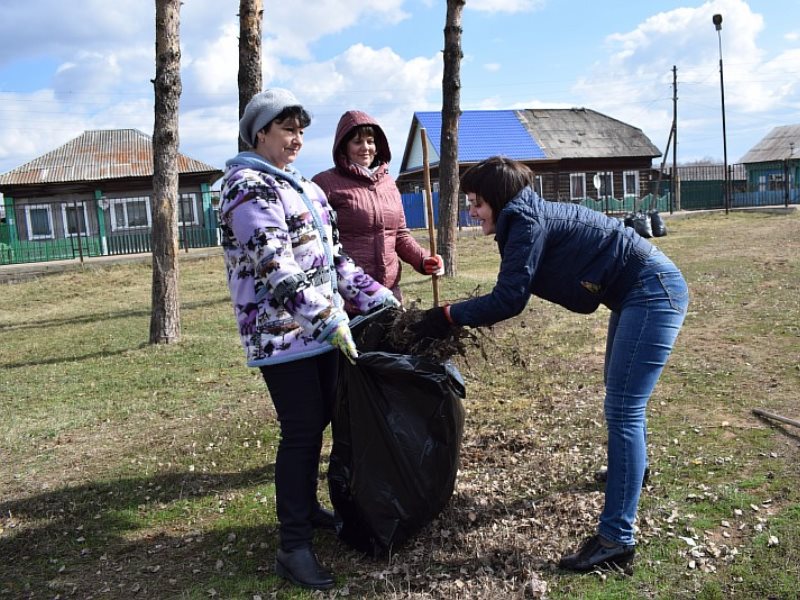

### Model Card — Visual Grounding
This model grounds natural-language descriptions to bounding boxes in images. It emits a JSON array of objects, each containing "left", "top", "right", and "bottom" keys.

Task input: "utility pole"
[{"left": 672, "top": 65, "right": 679, "bottom": 212}]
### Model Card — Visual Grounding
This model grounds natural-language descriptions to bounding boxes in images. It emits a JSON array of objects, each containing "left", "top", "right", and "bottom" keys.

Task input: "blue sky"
[{"left": 1, "top": 0, "right": 798, "bottom": 188}]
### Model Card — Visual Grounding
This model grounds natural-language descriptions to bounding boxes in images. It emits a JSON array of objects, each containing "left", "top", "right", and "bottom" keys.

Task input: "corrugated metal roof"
[
  {"left": 0, "top": 129, "right": 221, "bottom": 187},
  {"left": 739, "top": 125, "right": 800, "bottom": 164},
  {"left": 415, "top": 110, "right": 547, "bottom": 162},
  {"left": 516, "top": 108, "right": 661, "bottom": 159}
]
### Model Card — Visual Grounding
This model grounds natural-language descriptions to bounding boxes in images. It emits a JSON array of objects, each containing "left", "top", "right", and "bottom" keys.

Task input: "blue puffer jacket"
[{"left": 449, "top": 187, "right": 655, "bottom": 327}]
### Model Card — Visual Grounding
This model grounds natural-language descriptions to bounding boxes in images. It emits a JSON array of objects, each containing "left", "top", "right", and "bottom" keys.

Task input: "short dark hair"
[
  {"left": 344, "top": 124, "right": 376, "bottom": 144},
  {"left": 460, "top": 156, "right": 534, "bottom": 217},
  {"left": 261, "top": 105, "right": 312, "bottom": 133}
]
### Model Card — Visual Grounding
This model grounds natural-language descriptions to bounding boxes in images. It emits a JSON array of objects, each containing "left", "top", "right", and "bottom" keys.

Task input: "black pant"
[{"left": 260, "top": 350, "right": 338, "bottom": 550}]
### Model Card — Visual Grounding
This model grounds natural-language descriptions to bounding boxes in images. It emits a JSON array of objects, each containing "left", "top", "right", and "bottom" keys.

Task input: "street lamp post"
[{"left": 713, "top": 13, "right": 730, "bottom": 214}]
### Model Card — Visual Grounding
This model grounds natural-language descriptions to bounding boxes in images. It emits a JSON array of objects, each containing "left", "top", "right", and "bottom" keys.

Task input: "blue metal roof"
[{"left": 415, "top": 110, "right": 546, "bottom": 162}]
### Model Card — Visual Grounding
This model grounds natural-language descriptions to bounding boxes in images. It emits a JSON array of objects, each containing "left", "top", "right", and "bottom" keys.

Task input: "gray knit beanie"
[{"left": 239, "top": 88, "right": 303, "bottom": 148}]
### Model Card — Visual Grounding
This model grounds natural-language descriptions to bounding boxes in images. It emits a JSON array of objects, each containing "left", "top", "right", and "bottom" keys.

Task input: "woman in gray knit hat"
[{"left": 220, "top": 88, "right": 399, "bottom": 591}]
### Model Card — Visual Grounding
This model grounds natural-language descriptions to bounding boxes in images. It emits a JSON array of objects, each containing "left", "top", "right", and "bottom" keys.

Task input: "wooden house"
[
  {"left": 738, "top": 124, "right": 799, "bottom": 206},
  {"left": 396, "top": 108, "right": 662, "bottom": 213},
  {"left": 0, "top": 129, "right": 222, "bottom": 264}
]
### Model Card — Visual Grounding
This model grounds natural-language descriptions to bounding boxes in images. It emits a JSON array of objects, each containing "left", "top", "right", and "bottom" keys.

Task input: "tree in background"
[
  {"left": 149, "top": 0, "right": 182, "bottom": 344},
  {"left": 238, "top": 0, "right": 263, "bottom": 150},
  {"left": 438, "top": 0, "right": 465, "bottom": 276}
]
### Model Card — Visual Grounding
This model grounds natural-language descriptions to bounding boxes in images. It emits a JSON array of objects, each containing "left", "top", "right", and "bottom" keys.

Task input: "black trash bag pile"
[
  {"left": 648, "top": 209, "right": 668, "bottom": 237},
  {"left": 328, "top": 308, "right": 466, "bottom": 557},
  {"left": 631, "top": 211, "right": 653, "bottom": 238},
  {"left": 622, "top": 210, "right": 667, "bottom": 238}
]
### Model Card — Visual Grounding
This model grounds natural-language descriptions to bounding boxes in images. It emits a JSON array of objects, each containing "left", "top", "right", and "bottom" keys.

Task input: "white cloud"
[
  {"left": 271, "top": 43, "right": 443, "bottom": 176},
  {"left": 467, "top": 0, "right": 546, "bottom": 13},
  {"left": 568, "top": 0, "right": 799, "bottom": 162},
  {"left": 484, "top": 63, "right": 501, "bottom": 72},
  {"left": 262, "top": 0, "right": 410, "bottom": 61},
  {"left": 0, "top": 0, "right": 152, "bottom": 66}
]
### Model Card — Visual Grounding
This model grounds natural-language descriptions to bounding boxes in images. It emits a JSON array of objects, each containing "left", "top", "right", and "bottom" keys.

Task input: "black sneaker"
[
  {"left": 275, "top": 547, "right": 335, "bottom": 590},
  {"left": 559, "top": 535, "right": 635, "bottom": 572}
]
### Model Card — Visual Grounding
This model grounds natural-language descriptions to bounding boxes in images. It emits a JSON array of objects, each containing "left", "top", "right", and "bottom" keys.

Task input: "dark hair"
[
  {"left": 460, "top": 156, "right": 534, "bottom": 217},
  {"left": 344, "top": 124, "right": 376, "bottom": 143},
  {"left": 262, "top": 105, "right": 312, "bottom": 133}
]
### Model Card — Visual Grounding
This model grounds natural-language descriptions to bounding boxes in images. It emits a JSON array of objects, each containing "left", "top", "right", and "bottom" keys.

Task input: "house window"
[
  {"left": 61, "top": 202, "right": 89, "bottom": 237},
  {"left": 24, "top": 204, "right": 54, "bottom": 240},
  {"left": 597, "top": 171, "right": 614, "bottom": 198},
  {"left": 768, "top": 173, "right": 784, "bottom": 191},
  {"left": 623, "top": 170, "right": 639, "bottom": 198},
  {"left": 109, "top": 196, "right": 151, "bottom": 231},
  {"left": 570, "top": 173, "right": 586, "bottom": 200},
  {"left": 179, "top": 193, "right": 199, "bottom": 226}
]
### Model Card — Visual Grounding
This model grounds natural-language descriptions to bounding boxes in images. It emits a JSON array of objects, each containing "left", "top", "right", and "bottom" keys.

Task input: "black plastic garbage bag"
[
  {"left": 328, "top": 309, "right": 466, "bottom": 556},
  {"left": 632, "top": 211, "right": 653, "bottom": 238},
  {"left": 649, "top": 210, "right": 668, "bottom": 237},
  {"left": 622, "top": 212, "right": 635, "bottom": 229}
]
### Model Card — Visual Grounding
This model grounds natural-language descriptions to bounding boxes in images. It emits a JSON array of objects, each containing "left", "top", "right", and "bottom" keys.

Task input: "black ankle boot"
[
  {"left": 275, "top": 547, "right": 335, "bottom": 590},
  {"left": 310, "top": 506, "right": 337, "bottom": 530},
  {"left": 559, "top": 535, "right": 635, "bottom": 572}
]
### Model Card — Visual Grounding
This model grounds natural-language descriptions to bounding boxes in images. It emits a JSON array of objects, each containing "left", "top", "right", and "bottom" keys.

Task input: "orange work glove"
[{"left": 422, "top": 254, "right": 444, "bottom": 276}]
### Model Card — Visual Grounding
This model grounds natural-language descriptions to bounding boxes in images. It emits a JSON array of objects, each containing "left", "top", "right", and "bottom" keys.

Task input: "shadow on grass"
[
  {"left": 752, "top": 416, "right": 800, "bottom": 443},
  {"left": 0, "top": 296, "right": 231, "bottom": 334},
  {"left": 0, "top": 465, "right": 331, "bottom": 599},
  {"left": 1, "top": 342, "right": 151, "bottom": 369}
]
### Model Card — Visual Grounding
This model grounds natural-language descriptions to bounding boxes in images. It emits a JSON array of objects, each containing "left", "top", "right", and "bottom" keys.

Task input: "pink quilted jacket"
[{"left": 312, "top": 111, "right": 427, "bottom": 302}]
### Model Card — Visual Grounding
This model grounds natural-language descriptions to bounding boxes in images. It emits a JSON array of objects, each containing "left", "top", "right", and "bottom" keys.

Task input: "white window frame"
[
  {"left": 24, "top": 204, "right": 55, "bottom": 240},
  {"left": 623, "top": 170, "right": 639, "bottom": 199},
  {"left": 61, "top": 202, "right": 90, "bottom": 237},
  {"left": 178, "top": 193, "right": 199, "bottom": 226},
  {"left": 570, "top": 173, "right": 586, "bottom": 201},
  {"left": 109, "top": 196, "right": 152, "bottom": 231},
  {"left": 533, "top": 175, "right": 544, "bottom": 197}
]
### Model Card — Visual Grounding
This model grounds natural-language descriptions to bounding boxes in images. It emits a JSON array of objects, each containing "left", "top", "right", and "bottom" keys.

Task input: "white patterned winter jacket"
[{"left": 220, "top": 152, "right": 395, "bottom": 367}]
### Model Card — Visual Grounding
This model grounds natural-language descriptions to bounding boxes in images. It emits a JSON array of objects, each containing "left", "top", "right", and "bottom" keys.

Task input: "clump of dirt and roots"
[{"left": 385, "top": 304, "right": 484, "bottom": 362}]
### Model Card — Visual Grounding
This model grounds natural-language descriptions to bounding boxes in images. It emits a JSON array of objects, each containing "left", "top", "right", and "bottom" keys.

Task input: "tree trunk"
[
  {"left": 150, "top": 0, "right": 182, "bottom": 344},
  {"left": 438, "top": 0, "right": 465, "bottom": 276},
  {"left": 238, "top": 0, "right": 263, "bottom": 151}
]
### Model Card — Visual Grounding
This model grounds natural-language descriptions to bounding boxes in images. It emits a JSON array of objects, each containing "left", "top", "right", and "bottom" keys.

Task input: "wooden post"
[
  {"left": 420, "top": 127, "right": 440, "bottom": 307},
  {"left": 752, "top": 408, "right": 800, "bottom": 429}
]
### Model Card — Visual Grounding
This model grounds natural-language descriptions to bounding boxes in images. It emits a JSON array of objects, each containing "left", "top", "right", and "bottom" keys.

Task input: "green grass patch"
[{"left": 2, "top": 211, "right": 800, "bottom": 599}]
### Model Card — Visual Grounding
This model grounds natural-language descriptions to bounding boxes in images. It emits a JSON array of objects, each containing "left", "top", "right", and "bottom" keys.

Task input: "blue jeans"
[{"left": 599, "top": 250, "right": 688, "bottom": 546}]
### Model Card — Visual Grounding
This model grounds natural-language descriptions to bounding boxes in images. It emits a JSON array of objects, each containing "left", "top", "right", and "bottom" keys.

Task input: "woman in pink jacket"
[{"left": 313, "top": 110, "right": 442, "bottom": 311}]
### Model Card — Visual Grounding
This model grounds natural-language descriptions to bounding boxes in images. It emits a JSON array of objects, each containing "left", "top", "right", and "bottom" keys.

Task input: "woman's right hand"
[{"left": 328, "top": 322, "right": 358, "bottom": 364}]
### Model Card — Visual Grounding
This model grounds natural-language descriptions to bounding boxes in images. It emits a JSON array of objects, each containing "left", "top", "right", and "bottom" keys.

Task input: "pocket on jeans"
[{"left": 657, "top": 271, "right": 689, "bottom": 313}]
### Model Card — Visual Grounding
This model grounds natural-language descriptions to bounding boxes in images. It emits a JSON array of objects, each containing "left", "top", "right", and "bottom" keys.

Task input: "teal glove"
[{"left": 329, "top": 322, "right": 358, "bottom": 364}]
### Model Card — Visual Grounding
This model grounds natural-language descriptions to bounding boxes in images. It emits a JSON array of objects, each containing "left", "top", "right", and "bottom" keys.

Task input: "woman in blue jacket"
[{"left": 412, "top": 156, "right": 688, "bottom": 572}]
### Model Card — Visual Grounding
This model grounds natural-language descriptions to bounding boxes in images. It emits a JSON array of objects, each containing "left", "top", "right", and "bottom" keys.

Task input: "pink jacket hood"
[{"left": 332, "top": 110, "right": 392, "bottom": 170}]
